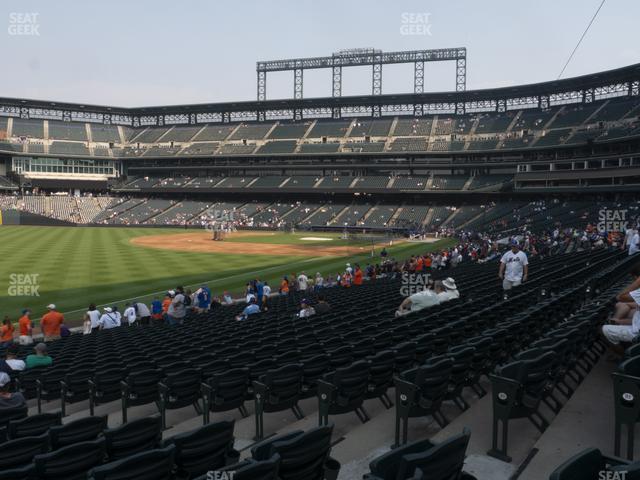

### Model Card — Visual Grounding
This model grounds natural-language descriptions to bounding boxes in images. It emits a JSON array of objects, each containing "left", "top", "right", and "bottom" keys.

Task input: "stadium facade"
[{"left": 0, "top": 57, "right": 639, "bottom": 230}]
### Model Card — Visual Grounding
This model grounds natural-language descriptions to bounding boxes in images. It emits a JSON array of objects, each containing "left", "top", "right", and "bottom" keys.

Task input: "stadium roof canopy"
[{"left": 1, "top": 62, "right": 639, "bottom": 125}]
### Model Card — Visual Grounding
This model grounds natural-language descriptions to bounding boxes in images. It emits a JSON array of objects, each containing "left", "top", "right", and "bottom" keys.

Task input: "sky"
[{"left": 0, "top": 0, "right": 637, "bottom": 107}]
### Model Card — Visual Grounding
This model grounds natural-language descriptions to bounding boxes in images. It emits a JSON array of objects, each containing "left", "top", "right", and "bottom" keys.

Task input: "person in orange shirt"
[
  {"left": 18, "top": 309, "right": 33, "bottom": 345},
  {"left": 0, "top": 317, "right": 14, "bottom": 347},
  {"left": 162, "top": 294, "right": 172, "bottom": 317},
  {"left": 280, "top": 276, "right": 290, "bottom": 296},
  {"left": 41, "top": 304, "right": 64, "bottom": 341},
  {"left": 353, "top": 264, "right": 363, "bottom": 286},
  {"left": 424, "top": 256, "right": 432, "bottom": 271}
]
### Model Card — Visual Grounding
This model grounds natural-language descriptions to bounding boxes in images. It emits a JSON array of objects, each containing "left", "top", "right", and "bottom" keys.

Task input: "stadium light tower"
[{"left": 256, "top": 47, "right": 467, "bottom": 116}]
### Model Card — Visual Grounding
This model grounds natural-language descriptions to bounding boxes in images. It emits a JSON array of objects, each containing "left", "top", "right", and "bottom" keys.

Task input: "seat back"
[
  {"left": 0, "top": 433, "right": 49, "bottom": 470},
  {"left": 368, "top": 437, "right": 433, "bottom": 480},
  {"left": 262, "top": 364, "right": 303, "bottom": 406},
  {"left": 397, "top": 428, "right": 471, "bottom": 480},
  {"left": 93, "top": 368, "right": 127, "bottom": 403},
  {"left": 254, "top": 425, "right": 335, "bottom": 480},
  {"left": 163, "top": 368, "right": 202, "bottom": 407},
  {"left": 413, "top": 356, "right": 453, "bottom": 407},
  {"left": 548, "top": 448, "right": 606, "bottom": 480},
  {"left": 165, "top": 419, "right": 237, "bottom": 477},
  {"left": 124, "top": 369, "right": 162, "bottom": 405},
  {"left": 227, "top": 454, "right": 281, "bottom": 480},
  {"left": 88, "top": 445, "right": 175, "bottom": 480},
  {"left": 0, "top": 405, "right": 28, "bottom": 429},
  {"left": 8, "top": 412, "right": 62, "bottom": 440},
  {"left": 49, "top": 415, "right": 108, "bottom": 449},
  {"left": 329, "top": 361, "right": 370, "bottom": 407},
  {"left": 34, "top": 437, "right": 106, "bottom": 480},
  {"left": 209, "top": 368, "right": 250, "bottom": 411},
  {"left": 104, "top": 415, "right": 162, "bottom": 461},
  {"left": 367, "top": 350, "right": 395, "bottom": 392}
]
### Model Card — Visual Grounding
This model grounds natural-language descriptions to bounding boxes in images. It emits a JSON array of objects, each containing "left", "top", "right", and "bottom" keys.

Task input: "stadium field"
[{"left": 0, "top": 226, "right": 454, "bottom": 326}]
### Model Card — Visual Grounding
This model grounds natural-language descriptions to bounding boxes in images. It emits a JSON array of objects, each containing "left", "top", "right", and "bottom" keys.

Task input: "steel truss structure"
[
  {"left": 0, "top": 60, "right": 639, "bottom": 128},
  {"left": 256, "top": 47, "right": 467, "bottom": 118}
]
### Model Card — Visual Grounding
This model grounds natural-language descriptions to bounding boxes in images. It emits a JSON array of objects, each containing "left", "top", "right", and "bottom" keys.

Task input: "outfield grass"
[{"left": 0, "top": 226, "right": 454, "bottom": 326}]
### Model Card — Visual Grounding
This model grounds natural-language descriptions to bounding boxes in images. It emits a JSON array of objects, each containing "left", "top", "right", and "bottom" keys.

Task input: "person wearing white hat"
[
  {"left": 438, "top": 278, "right": 460, "bottom": 302},
  {"left": 0, "top": 372, "right": 25, "bottom": 410},
  {"left": 98, "top": 307, "right": 120, "bottom": 330},
  {"left": 40, "top": 304, "right": 64, "bottom": 342}
]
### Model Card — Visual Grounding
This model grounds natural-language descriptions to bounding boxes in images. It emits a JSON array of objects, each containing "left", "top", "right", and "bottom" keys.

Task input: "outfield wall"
[{"left": 0, "top": 210, "right": 76, "bottom": 226}]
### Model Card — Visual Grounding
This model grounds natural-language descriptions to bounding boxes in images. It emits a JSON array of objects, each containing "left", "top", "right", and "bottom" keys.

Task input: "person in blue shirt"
[
  {"left": 197, "top": 284, "right": 211, "bottom": 312},
  {"left": 151, "top": 297, "right": 163, "bottom": 325},
  {"left": 255, "top": 279, "right": 264, "bottom": 307},
  {"left": 235, "top": 298, "right": 261, "bottom": 321}
]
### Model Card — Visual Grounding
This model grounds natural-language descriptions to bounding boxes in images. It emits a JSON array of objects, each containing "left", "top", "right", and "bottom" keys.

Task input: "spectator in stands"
[
  {"left": 314, "top": 272, "right": 324, "bottom": 291},
  {"left": 25, "top": 343, "right": 53, "bottom": 369},
  {"left": 602, "top": 265, "right": 640, "bottom": 358},
  {"left": 112, "top": 305, "right": 122, "bottom": 325},
  {"left": 0, "top": 372, "right": 25, "bottom": 410},
  {"left": 210, "top": 296, "right": 222, "bottom": 311},
  {"left": 298, "top": 272, "right": 309, "bottom": 291},
  {"left": 298, "top": 299, "right": 315, "bottom": 318},
  {"left": 396, "top": 283, "right": 440, "bottom": 317},
  {"left": 183, "top": 288, "right": 195, "bottom": 315},
  {"left": 236, "top": 298, "right": 260, "bottom": 321},
  {"left": 84, "top": 304, "right": 101, "bottom": 334},
  {"left": 151, "top": 297, "right": 163, "bottom": 324},
  {"left": 222, "top": 291, "right": 234, "bottom": 305},
  {"left": 41, "top": 304, "right": 64, "bottom": 341},
  {"left": 0, "top": 317, "right": 14, "bottom": 347},
  {"left": 134, "top": 301, "right": 151, "bottom": 325},
  {"left": 314, "top": 295, "right": 331, "bottom": 315},
  {"left": 98, "top": 307, "right": 120, "bottom": 330},
  {"left": 2, "top": 344, "right": 25, "bottom": 372},
  {"left": 17, "top": 309, "right": 32, "bottom": 345},
  {"left": 280, "top": 277, "right": 290, "bottom": 296},
  {"left": 261, "top": 282, "right": 271, "bottom": 310},
  {"left": 123, "top": 303, "right": 137, "bottom": 326},
  {"left": 167, "top": 286, "right": 187, "bottom": 326},
  {"left": 628, "top": 226, "right": 640, "bottom": 256},
  {"left": 353, "top": 264, "right": 363, "bottom": 286},
  {"left": 499, "top": 240, "right": 529, "bottom": 290},
  {"left": 162, "top": 292, "right": 173, "bottom": 319},
  {"left": 438, "top": 278, "right": 460, "bottom": 302},
  {"left": 196, "top": 284, "right": 211, "bottom": 313}
]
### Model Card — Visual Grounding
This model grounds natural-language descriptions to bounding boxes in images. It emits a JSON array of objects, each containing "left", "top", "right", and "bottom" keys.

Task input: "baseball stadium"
[{"left": 0, "top": 1, "right": 639, "bottom": 479}]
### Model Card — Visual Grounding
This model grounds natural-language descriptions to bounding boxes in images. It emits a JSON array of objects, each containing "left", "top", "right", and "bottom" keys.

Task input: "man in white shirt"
[
  {"left": 603, "top": 266, "right": 640, "bottom": 357},
  {"left": 499, "top": 240, "right": 529, "bottom": 290},
  {"left": 297, "top": 272, "right": 309, "bottom": 291},
  {"left": 298, "top": 299, "right": 316, "bottom": 318},
  {"left": 396, "top": 285, "right": 440, "bottom": 317},
  {"left": 98, "top": 307, "right": 120, "bottom": 330},
  {"left": 123, "top": 303, "right": 137, "bottom": 326}
]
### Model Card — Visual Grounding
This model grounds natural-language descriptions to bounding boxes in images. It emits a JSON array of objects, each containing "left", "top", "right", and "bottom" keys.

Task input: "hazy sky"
[{"left": 1, "top": 0, "right": 637, "bottom": 107}]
